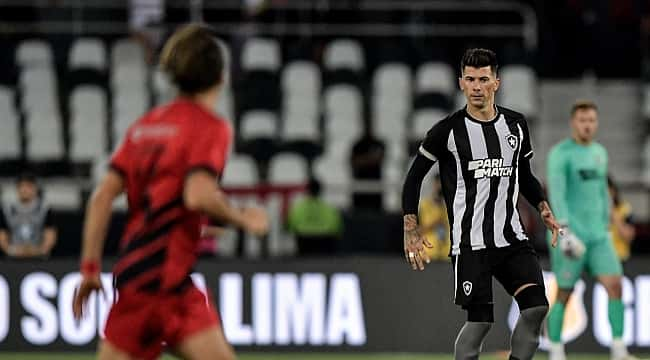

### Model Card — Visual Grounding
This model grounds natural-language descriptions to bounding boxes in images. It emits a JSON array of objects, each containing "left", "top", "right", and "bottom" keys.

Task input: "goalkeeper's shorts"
[{"left": 548, "top": 233, "right": 623, "bottom": 289}]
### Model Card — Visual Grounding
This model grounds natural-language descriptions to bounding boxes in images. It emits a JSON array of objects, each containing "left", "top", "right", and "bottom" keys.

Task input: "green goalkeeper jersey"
[{"left": 547, "top": 138, "right": 610, "bottom": 241}]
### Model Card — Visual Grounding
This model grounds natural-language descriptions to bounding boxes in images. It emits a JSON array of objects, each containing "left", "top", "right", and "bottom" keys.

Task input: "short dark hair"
[
  {"left": 16, "top": 172, "right": 36, "bottom": 185},
  {"left": 160, "top": 24, "right": 224, "bottom": 94},
  {"left": 571, "top": 100, "right": 598, "bottom": 117},
  {"left": 460, "top": 48, "right": 498, "bottom": 75}
]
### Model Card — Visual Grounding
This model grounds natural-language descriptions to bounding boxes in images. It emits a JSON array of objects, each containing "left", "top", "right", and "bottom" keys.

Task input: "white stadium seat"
[
  {"left": 324, "top": 85, "right": 362, "bottom": 119},
  {"left": 16, "top": 40, "right": 53, "bottom": 67},
  {"left": 323, "top": 39, "right": 364, "bottom": 71},
  {"left": 411, "top": 109, "right": 449, "bottom": 140},
  {"left": 282, "top": 111, "right": 319, "bottom": 142},
  {"left": 313, "top": 154, "right": 351, "bottom": 209},
  {"left": 240, "top": 111, "right": 278, "bottom": 140},
  {"left": 373, "top": 63, "right": 412, "bottom": 94},
  {"left": 416, "top": 62, "right": 456, "bottom": 96},
  {"left": 499, "top": 65, "right": 538, "bottom": 118},
  {"left": 26, "top": 111, "right": 64, "bottom": 160},
  {"left": 111, "top": 63, "right": 148, "bottom": 91},
  {"left": 69, "top": 86, "right": 108, "bottom": 161},
  {"left": 282, "top": 61, "right": 321, "bottom": 95},
  {"left": 268, "top": 153, "right": 309, "bottom": 185},
  {"left": 111, "top": 38, "right": 146, "bottom": 68},
  {"left": 42, "top": 182, "right": 82, "bottom": 210},
  {"left": 19, "top": 66, "right": 57, "bottom": 92},
  {"left": 0, "top": 113, "right": 21, "bottom": 159},
  {"left": 0, "top": 87, "right": 15, "bottom": 116},
  {"left": 221, "top": 154, "right": 259, "bottom": 187},
  {"left": 241, "top": 38, "right": 281, "bottom": 72},
  {"left": 69, "top": 37, "right": 107, "bottom": 70},
  {"left": 214, "top": 89, "right": 234, "bottom": 121}
]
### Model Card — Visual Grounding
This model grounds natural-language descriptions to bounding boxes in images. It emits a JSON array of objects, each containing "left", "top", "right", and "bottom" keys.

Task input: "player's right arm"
[
  {"left": 184, "top": 122, "right": 268, "bottom": 236},
  {"left": 73, "top": 169, "right": 124, "bottom": 320},
  {"left": 402, "top": 120, "right": 448, "bottom": 270},
  {"left": 184, "top": 171, "right": 268, "bottom": 235},
  {"left": 546, "top": 145, "right": 570, "bottom": 226}
]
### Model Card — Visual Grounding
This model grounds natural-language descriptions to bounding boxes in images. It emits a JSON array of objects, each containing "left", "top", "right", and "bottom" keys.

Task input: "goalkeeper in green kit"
[{"left": 546, "top": 100, "right": 636, "bottom": 360}]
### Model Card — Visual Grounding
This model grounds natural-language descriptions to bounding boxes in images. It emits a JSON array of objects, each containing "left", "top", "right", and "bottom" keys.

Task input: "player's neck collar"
[{"left": 464, "top": 104, "right": 500, "bottom": 125}]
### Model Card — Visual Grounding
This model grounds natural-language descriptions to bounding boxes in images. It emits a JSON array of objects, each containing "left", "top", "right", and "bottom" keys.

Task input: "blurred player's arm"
[
  {"left": 546, "top": 147, "right": 569, "bottom": 225},
  {"left": 184, "top": 170, "right": 268, "bottom": 236},
  {"left": 0, "top": 230, "right": 9, "bottom": 254},
  {"left": 80, "top": 169, "right": 124, "bottom": 263},
  {"left": 74, "top": 169, "right": 123, "bottom": 320}
]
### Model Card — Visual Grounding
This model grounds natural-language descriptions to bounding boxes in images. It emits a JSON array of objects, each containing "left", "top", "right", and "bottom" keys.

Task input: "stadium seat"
[
  {"left": 282, "top": 110, "right": 320, "bottom": 142},
  {"left": 0, "top": 86, "right": 15, "bottom": 116},
  {"left": 221, "top": 154, "right": 259, "bottom": 187},
  {"left": 26, "top": 111, "right": 64, "bottom": 160},
  {"left": 268, "top": 153, "right": 309, "bottom": 185},
  {"left": 113, "top": 88, "right": 148, "bottom": 121},
  {"left": 415, "top": 62, "right": 456, "bottom": 97},
  {"left": 241, "top": 38, "right": 281, "bottom": 72},
  {"left": 313, "top": 153, "right": 351, "bottom": 209},
  {"left": 373, "top": 106, "right": 407, "bottom": 140},
  {"left": 373, "top": 63, "right": 411, "bottom": 94},
  {"left": 0, "top": 113, "right": 21, "bottom": 159},
  {"left": 324, "top": 85, "right": 363, "bottom": 120},
  {"left": 239, "top": 110, "right": 278, "bottom": 140},
  {"left": 70, "top": 86, "right": 107, "bottom": 118},
  {"left": 642, "top": 83, "right": 650, "bottom": 119},
  {"left": 499, "top": 65, "right": 538, "bottom": 118},
  {"left": 68, "top": 38, "right": 107, "bottom": 70},
  {"left": 111, "top": 63, "right": 148, "bottom": 91},
  {"left": 19, "top": 66, "right": 57, "bottom": 93},
  {"left": 111, "top": 38, "right": 146, "bottom": 68},
  {"left": 152, "top": 68, "right": 176, "bottom": 105},
  {"left": 15, "top": 40, "right": 53, "bottom": 67},
  {"left": 215, "top": 89, "right": 234, "bottom": 121},
  {"left": 282, "top": 61, "right": 321, "bottom": 95},
  {"left": 69, "top": 86, "right": 108, "bottom": 161},
  {"left": 411, "top": 108, "right": 448, "bottom": 140},
  {"left": 42, "top": 181, "right": 82, "bottom": 210},
  {"left": 455, "top": 91, "right": 466, "bottom": 109},
  {"left": 323, "top": 39, "right": 364, "bottom": 71}
]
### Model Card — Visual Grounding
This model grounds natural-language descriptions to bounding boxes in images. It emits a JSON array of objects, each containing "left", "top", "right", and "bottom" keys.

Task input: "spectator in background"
[
  {"left": 350, "top": 126, "right": 385, "bottom": 210},
  {"left": 287, "top": 178, "right": 342, "bottom": 255},
  {"left": 0, "top": 173, "right": 57, "bottom": 258},
  {"left": 418, "top": 174, "right": 450, "bottom": 261},
  {"left": 608, "top": 176, "right": 636, "bottom": 261}
]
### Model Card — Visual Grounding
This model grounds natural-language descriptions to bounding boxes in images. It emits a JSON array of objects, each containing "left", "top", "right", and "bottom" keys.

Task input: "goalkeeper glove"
[{"left": 558, "top": 226, "right": 586, "bottom": 259}]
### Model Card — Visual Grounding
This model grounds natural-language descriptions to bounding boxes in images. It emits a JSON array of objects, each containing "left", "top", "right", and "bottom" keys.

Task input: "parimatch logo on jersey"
[{"left": 468, "top": 158, "right": 513, "bottom": 179}]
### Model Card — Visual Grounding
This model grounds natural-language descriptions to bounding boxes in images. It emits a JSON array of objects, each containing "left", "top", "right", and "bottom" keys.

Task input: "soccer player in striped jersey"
[{"left": 402, "top": 48, "right": 561, "bottom": 360}]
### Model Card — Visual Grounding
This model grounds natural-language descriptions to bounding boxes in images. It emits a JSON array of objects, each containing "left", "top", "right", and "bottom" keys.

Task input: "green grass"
[{"left": 1, "top": 353, "right": 647, "bottom": 360}]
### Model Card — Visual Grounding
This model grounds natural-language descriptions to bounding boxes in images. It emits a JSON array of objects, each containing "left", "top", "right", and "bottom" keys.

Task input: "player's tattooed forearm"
[{"left": 404, "top": 214, "right": 418, "bottom": 231}]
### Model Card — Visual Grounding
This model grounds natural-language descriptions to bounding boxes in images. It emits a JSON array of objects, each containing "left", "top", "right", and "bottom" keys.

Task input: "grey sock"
[
  {"left": 510, "top": 305, "right": 549, "bottom": 360},
  {"left": 454, "top": 322, "right": 492, "bottom": 360}
]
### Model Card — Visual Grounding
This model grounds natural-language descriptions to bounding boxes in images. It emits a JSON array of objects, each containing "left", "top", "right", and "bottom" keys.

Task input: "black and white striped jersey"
[{"left": 419, "top": 106, "right": 533, "bottom": 256}]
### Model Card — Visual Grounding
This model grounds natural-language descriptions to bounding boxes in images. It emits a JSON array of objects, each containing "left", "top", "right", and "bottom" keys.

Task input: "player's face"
[
  {"left": 571, "top": 108, "right": 598, "bottom": 143},
  {"left": 17, "top": 181, "right": 37, "bottom": 203},
  {"left": 459, "top": 66, "right": 500, "bottom": 110}
]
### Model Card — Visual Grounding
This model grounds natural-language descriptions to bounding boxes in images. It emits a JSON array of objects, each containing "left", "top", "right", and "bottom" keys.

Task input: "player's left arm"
[{"left": 518, "top": 119, "right": 561, "bottom": 246}]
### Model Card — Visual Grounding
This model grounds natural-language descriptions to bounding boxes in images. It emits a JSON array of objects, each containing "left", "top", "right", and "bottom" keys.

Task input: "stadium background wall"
[{"left": 0, "top": 258, "right": 649, "bottom": 353}]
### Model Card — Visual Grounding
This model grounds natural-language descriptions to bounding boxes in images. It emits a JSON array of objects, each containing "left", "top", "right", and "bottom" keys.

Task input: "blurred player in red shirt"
[{"left": 72, "top": 24, "right": 268, "bottom": 360}]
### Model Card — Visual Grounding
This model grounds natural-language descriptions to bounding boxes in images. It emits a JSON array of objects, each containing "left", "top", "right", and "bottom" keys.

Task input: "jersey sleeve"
[
  {"left": 419, "top": 119, "right": 450, "bottom": 162},
  {"left": 43, "top": 208, "right": 55, "bottom": 228},
  {"left": 519, "top": 118, "right": 534, "bottom": 159},
  {"left": 186, "top": 122, "right": 232, "bottom": 177},
  {"left": 109, "top": 135, "right": 131, "bottom": 178},
  {"left": 546, "top": 146, "right": 569, "bottom": 224}
]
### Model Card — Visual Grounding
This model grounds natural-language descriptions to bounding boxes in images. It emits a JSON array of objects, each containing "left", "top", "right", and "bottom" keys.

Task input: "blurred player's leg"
[
  {"left": 175, "top": 325, "right": 235, "bottom": 360},
  {"left": 509, "top": 284, "right": 548, "bottom": 360},
  {"left": 598, "top": 275, "right": 638, "bottom": 360},
  {"left": 547, "top": 289, "right": 571, "bottom": 360},
  {"left": 97, "top": 340, "right": 135, "bottom": 360}
]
